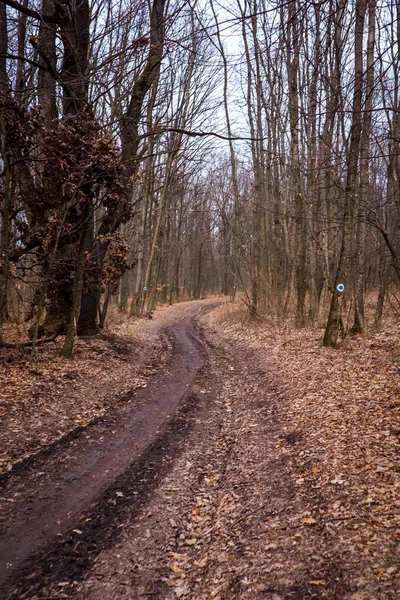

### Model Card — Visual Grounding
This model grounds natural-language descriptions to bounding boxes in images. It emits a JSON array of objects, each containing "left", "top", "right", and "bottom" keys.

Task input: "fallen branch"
[
  {"left": 239, "top": 296, "right": 261, "bottom": 318},
  {"left": 0, "top": 335, "right": 58, "bottom": 349}
]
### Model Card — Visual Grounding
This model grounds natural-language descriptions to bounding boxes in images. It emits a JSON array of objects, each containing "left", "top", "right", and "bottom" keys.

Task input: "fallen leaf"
[
  {"left": 302, "top": 518, "right": 318, "bottom": 526},
  {"left": 171, "top": 563, "right": 182, "bottom": 573}
]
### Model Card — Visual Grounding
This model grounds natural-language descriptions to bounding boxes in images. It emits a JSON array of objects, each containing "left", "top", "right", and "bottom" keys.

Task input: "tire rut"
[{"left": 0, "top": 314, "right": 210, "bottom": 599}]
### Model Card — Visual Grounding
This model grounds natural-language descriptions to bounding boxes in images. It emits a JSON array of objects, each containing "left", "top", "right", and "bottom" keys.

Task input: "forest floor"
[{"left": 1, "top": 298, "right": 400, "bottom": 599}]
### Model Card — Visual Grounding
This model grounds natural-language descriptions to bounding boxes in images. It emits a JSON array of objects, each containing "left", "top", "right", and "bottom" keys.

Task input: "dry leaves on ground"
[
  {"left": 182, "top": 302, "right": 400, "bottom": 598},
  {"left": 0, "top": 306, "right": 170, "bottom": 474},
  {"left": 0, "top": 299, "right": 218, "bottom": 476}
]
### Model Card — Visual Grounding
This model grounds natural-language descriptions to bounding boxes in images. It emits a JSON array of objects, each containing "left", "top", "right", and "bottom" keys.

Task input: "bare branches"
[
  {"left": 139, "top": 126, "right": 263, "bottom": 142},
  {"left": 1, "top": 0, "right": 58, "bottom": 23}
]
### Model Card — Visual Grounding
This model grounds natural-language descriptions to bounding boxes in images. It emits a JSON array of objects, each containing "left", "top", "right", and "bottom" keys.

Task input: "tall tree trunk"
[
  {"left": 129, "top": 74, "right": 159, "bottom": 316},
  {"left": 59, "top": 0, "right": 90, "bottom": 115},
  {"left": 76, "top": 218, "right": 99, "bottom": 336},
  {"left": 61, "top": 207, "right": 93, "bottom": 357},
  {"left": 317, "top": 0, "right": 345, "bottom": 324},
  {"left": 37, "top": 0, "right": 57, "bottom": 126},
  {"left": 306, "top": 4, "right": 321, "bottom": 323},
  {"left": 324, "top": 0, "right": 367, "bottom": 347},
  {"left": 0, "top": 1, "right": 11, "bottom": 337},
  {"left": 15, "top": 0, "right": 27, "bottom": 99},
  {"left": 211, "top": 0, "right": 242, "bottom": 294},
  {"left": 285, "top": 1, "right": 307, "bottom": 326},
  {"left": 120, "top": 0, "right": 165, "bottom": 184},
  {"left": 41, "top": 0, "right": 91, "bottom": 344},
  {"left": 352, "top": 0, "right": 375, "bottom": 334}
]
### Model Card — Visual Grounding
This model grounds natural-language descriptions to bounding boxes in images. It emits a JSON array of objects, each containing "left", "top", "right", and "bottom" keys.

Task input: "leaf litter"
[
  {"left": 0, "top": 303, "right": 181, "bottom": 475},
  {"left": 3, "top": 298, "right": 400, "bottom": 599},
  {"left": 175, "top": 301, "right": 400, "bottom": 599}
]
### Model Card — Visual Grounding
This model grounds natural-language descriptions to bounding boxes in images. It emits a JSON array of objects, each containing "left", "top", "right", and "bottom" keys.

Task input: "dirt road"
[
  {"left": 1, "top": 300, "right": 399, "bottom": 600},
  {"left": 0, "top": 303, "right": 215, "bottom": 599}
]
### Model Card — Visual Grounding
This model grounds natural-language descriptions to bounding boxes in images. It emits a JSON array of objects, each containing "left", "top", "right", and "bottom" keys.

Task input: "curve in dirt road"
[{"left": 0, "top": 310, "right": 212, "bottom": 598}]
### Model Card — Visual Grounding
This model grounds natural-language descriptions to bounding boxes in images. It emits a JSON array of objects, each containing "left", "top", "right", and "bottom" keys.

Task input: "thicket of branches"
[
  {"left": 214, "top": 0, "right": 400, "bottom": 346},
  {"left": 0, "top": 0, "right": 399, "bottom": 355}
]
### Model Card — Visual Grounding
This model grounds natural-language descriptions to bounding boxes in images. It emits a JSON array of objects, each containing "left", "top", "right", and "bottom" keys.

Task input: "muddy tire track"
[{"left": 0, "top": 312, "right": 213, "bottom": 599}]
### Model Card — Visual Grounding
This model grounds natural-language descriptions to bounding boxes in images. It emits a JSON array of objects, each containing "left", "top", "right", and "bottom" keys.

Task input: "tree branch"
[
  {"left": 0, "top": 334, "right": 58, "bottom": 348},
  {"left": 374, "top": 217, "right": 400, "bottom": 282},
  {"left": 0, "top": 52, "right": 43, "bottom": 71},
  {"left": 140, "top": 126, "right": 264, "bottom": 143},
  {"left": 2, "top": 0, "right": 58, "bottom": 22}
]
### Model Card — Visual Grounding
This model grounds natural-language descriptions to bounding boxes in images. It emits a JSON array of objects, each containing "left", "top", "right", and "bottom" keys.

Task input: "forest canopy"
[{"left": 0, "top": 0, "right": 399, "bottom": 355}]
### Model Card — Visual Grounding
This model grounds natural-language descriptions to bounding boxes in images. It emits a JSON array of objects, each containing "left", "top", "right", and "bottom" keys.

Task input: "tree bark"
[
  {"left": 285, "top": 1, "right": 307, "bottom": 326},
  {"left": 0, "top": 1, "right": 11, "bottom": 336},
  {"left": 37, "top": 0, "right": 57, "bottom": 126},
  {"left": 120, "top": 0, "right": 166, "bottom": 183},
  {"left": 61, "top": 207, "right": 93, "bottom": 357},
  {"left": 324, "top": 0, "right": 367, "bottom": 347},
  {"left": 352, "top": 0, "right": 375, "bottom": 334}
]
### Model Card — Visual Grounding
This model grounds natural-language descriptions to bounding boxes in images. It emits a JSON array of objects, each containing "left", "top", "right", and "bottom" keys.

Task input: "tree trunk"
[
  {"left": 374, "top": 261, "right": 388, "bottom": 331},
  {"left": 285, "top": 1, "right": 307, "bottom": 326},
  {"left": 352, "top": 0, "right": 375, "bottom": 334},
  {"left": 61, "top": 207, "right": 93, "bottom": 357},
  {"left": 0, "top": 1, "right": 11, "bottom": 336},
  {"left": 120, "top": 0, "right": 165, "bottom": 184},
  {"left": 37, "top": 0, "right": 57, "bottom": 126},
  {"left": 211, "top": 0, "right": 242, "bottom": 290},
  {"left": 324, "top": 0, "right": 367, "bottom": 347}
]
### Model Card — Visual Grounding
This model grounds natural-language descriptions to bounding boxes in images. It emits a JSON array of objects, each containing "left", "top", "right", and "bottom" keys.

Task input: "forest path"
[
  {"left": 2, "top": 301, "right": 396, "bottom": 600},
  {"left": 0, "top": 300, "right": 220, "bottom": 599}
]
